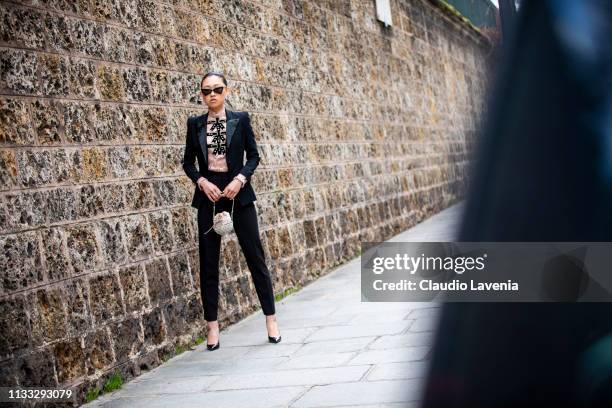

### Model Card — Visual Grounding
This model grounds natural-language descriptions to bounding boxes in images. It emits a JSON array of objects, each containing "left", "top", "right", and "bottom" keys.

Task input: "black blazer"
[{"left": 182, "top": 108, "right": 260, "bottom": 208}]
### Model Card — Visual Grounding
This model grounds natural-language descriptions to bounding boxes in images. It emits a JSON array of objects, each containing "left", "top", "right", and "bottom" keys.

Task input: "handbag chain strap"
[{"left": 203, "top": 197, "right": 235, "bottom": 235}]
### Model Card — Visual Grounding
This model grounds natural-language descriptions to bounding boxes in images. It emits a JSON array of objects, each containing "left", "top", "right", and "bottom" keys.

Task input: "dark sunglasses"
[{"left": 201, "top": 86, "right": 225, "bottom": 96}]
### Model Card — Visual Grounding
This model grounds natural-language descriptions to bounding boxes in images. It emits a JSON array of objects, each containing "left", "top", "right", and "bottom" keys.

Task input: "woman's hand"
[
  {"left": 198, "top": 178, "right": 224, "bottom": 202},
  {"left": 222, "top": 180, "right": 242, "bottom": 200}
]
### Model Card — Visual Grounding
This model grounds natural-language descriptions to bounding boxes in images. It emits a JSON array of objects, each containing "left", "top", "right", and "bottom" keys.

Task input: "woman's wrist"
[{"left": 234, "top": 174, "right": 246, "bottom": 187}]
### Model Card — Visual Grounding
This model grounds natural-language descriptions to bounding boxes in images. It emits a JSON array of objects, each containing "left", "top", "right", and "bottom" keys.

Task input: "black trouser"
[{"left": 197, "top": 170, "right": 276, "bottom": 322}]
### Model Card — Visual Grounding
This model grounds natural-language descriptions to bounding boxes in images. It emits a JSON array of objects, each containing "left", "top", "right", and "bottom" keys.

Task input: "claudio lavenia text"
[{"left": 373, "top": 279, "right": 519, "bottom": 291}]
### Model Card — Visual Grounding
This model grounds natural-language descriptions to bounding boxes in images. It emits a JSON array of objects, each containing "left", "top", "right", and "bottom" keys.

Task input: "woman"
[{"left": 182, "top": 71, "right": 281, "bottom": 350}]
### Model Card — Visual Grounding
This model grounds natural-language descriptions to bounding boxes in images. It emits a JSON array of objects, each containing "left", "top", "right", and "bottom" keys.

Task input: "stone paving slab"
[
  {"left": 207, "top": 365, "right": 371, "bottom": 391},
  {"left": 95, "top": 386, "right": 307, "bottom": 408},
  {"left": 290, "top": 379, "right": 424, "bottom": 407},
  {"left": 83, "top": 201, "right": 464, "bottom": 408}
]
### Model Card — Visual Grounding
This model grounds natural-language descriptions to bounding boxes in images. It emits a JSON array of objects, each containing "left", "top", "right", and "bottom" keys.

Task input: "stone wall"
[{"left": 0, "top": 0, "right": 490, "bottom": 404}]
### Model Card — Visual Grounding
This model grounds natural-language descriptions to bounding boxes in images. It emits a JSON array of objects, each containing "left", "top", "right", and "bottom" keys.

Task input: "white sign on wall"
[{"left": 375, "top": 0, "right": 393, "bottom": 27}]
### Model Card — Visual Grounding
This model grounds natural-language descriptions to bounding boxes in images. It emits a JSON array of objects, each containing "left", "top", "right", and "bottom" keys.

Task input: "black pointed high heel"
[
  {"left": 267, "top": 317, "right": 281, "bottom": 343},
  {"left": 268, "top": 334, "right": 281, "bottom": 343},
  {"left": 207, "top": 327, "right": 220, "bottom": 351}
]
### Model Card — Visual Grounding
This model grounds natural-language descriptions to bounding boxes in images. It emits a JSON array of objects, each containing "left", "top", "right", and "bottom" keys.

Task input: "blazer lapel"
[
  {"left": 225, "top": 109, "right": 239, "bottom": 150},
  {"left": 197, "top": 113, "right": 208, "bottom": 167},
  {"left": 197, "top": 108, "right": 240, "bottom": 168}
]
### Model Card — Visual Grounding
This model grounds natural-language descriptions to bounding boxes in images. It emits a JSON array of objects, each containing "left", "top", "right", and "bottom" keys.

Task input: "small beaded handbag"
[{"left": 203, "top": 197, "right": 235, "bottom": 236}]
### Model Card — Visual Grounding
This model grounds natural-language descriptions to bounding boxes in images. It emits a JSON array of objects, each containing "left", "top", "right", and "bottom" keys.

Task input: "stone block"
[
  {"left": 104, "top": 25, "right": 133, "bottom": 63},
  {"left": 151, "top": 35, "right": 176, "bottom": 69},
  {"left": 65, "top": 223, "right": 100, "bottom": 274},
  {"left": 0, "top": 358, "right": 16, "bottom": 387},
  {"left": 289, "top": 190, "right": 306, "bottom": 219},
  {"left": 151, "top": 180, "right": 180, "bottom": 207},
  {"left": 44, "top": 188, "right": 76, "bottom": 225},
  {"left": 54, "top": 338, "right": 86, "bottom": 383},
  {"left": 254, "top": 195, "right": 275, "bottom": 227},
  {"left": 98, "top": 217, "right": 127, "bottom": 266},
  {"left": 135, "top": 0, "right": 163, "bottom": 35},
  {"left": 93, "top": 102, "right": 124, "bottom": 141},
  {"left": 44, "top": 13, "right": 73, "bottom": 52},
  {"left": 124, "top": 180, "right": 154, "bottom": 211},
  {"left": 26, "top": 287, "right": 66, "bottom": 345},
  {"left": 41, "top": 227, "right": 72, "bottom": 281},
  {"left": 166, "top": 109, "right": 187, "bottom": 144},
  {"left": 116, "top": 105, "right": 139, "bottom": 139},
  {"left": 49, "top": 147, "right": 75, "bottom": 184},
  {"left": 136, "top": 106, "right": 167, "bottom": 142},
  {"left": 77, "top": 184, "right": 104, "bottom": 218},
  {"left": 133, "top": 31, "right": 155, "bottom": 66},
  {"left": 264, "top": 227, "right": 280, "bottom": 260},
  {"left": 0, "top": 149, "right": 18, "bottom": 190},
  {"left": 142, "top": 307, "right": 166, "bottom": 346},
  {"left": 167, "top": 71, "right": 191, "bottom": 103},
  {"left": 236, "top": 274, "right": 253, "bottom": 305},
  {"left": 168, "top": 251, "right": 192, "bottom": 296},
  {"left": 97, "top": 65, "right": 124, "bottom": 101},
  {"left": 174, "top": 176, "right": 192, "bottom": 204},
  {"left": 0, "top": 231, "right": 43, "bottom": 291},
  {"left": 187, "top": 247, "right": 200, "bottom": 287},
  {"left": 1, "top": 5, "right": 46, "bottom": 49},
  {"left": 185, "top": 293, "right": 204, "bottom": 324},
  {"left": 149, "top": 70, "right": 170, "bottom": 103},
  {"left": 100, "top": 183, "right": 125, "bottom": 214},
  {"left": 0, "top": 295, "right": 29, "bottom": 358},
  {"left": 30, "top": 99, "right": 63, "bottom": 144},
  {"left": 4, "top": 190, "right": 46, "bottom": 229},
  {"left": 40, "top": 0, "right": 79, "bottom": 15},
  {"left": 84, "top": 327, "right": 114, "bottom": 374},
  {"left": 111, "top": 316, "right": 143, "bottom": 363},
  {"left": 220, "top": 279, "right": 239, "bottom": 312},
  {"left": 82, "top": 147, "right": 108, "bottom": 181},
  {"left": 173, "top": 41, "right": 190, "bottom": 71},
  {"left": 108, "top": 146, "right": 132, "bottom": 178},
  {"left": 70, "top": 18, "right": 105, "bottom": 58},
  {"left": 119, "top": 264, "right": 148, "bottom": 313},
  {"left": 0, "top": 48, "right": 38, "bottom": 94},
  {"left": 63, "top": 278, "right": 92, "bottom": 336},
  {"left": 145, "top": 257, "right": 172, "bottom": 305},
  {"left": 131, "top": 145, "right": 159, "bottom": 177},
  {"left": 277, "top": 225, "right": 293, "bottom": 256},
  {"left": 323, "top": 243, "right": 336, "bottom": 267},
  {"left": 122, "top": 66, "right": 151, "bottom": 102},
  {"left": 162, "top": 298, "right": 188, "bottom": 339},
  {"left": 220, "top": 238, "right": 239, "bottom": 280},
  {"left": 89, "top": 272, "right": 124, "bottom": 324},
  {"left": 173, "top": 8, "right": 198, "bottom": 42},
  {"left": 56, "top": 148, "right": 84, "bottom": 184},
  {"left": 288, "top": 222, "right": 306, "bottom": 253},
  {"left": 170, "top": 207, "right": 193, "bottom": 247},
  {"left": 40, "top": 53, "right": 70, "bottom": 96},
  {"left": 63, "top": 102, "right": 95, "bottom": 143},
  {"left": 122, "top": 214, "right": 153, "bottom": 259},
  {"left": 15, "top": 349, "right": 57, "bottom": 387},
  {"left": 148, "top": 210, "right": 174, "bottom": 253},
  {"left": 302, "top": 219, "right": 317, "bottom": 248},
  {"left": 17, "top": 149, "right": 55, "bottom": 187}
]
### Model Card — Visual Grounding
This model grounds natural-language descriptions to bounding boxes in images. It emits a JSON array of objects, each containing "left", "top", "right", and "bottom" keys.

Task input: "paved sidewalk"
[{"left": 85, "top": 201, "right": 465, "bottom": 408}]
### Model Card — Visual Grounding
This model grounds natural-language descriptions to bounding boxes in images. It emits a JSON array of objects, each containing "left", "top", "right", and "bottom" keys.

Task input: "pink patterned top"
[{"left": 206, "top": 107, "right": 229, "bottom": 172}]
